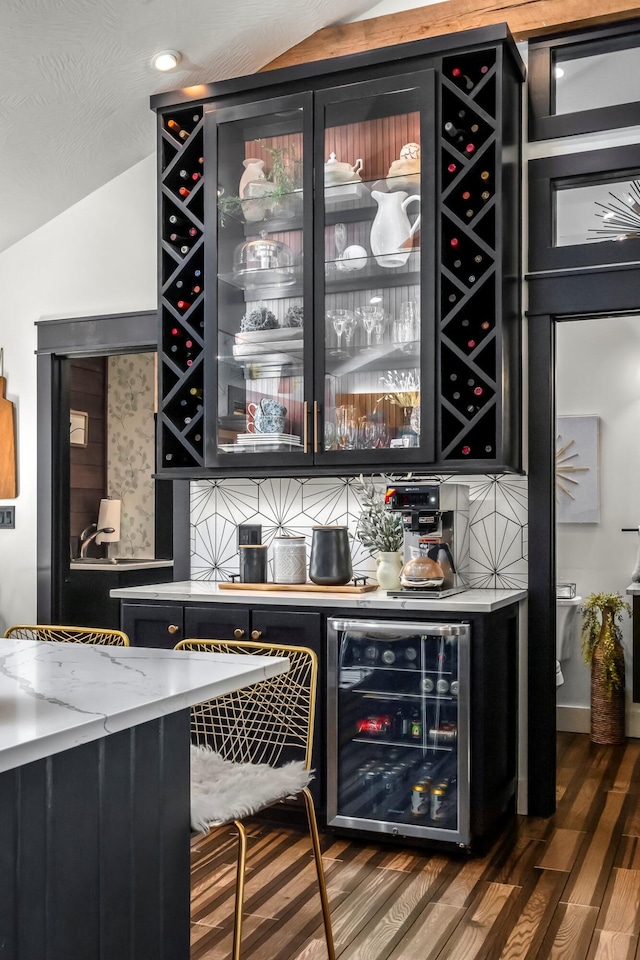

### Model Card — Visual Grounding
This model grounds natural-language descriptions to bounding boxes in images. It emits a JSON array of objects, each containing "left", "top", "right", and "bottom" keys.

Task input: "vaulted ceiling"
[{"left": 0, "top": 0, "right": 376, "bottom": 254}]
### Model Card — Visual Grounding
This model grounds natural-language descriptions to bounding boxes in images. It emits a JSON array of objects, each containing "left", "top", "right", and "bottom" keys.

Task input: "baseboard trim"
[
  {"left": 557, "top": 697, "right": 640, "bottom": 737},
  {"left": 556, "top": 705, "right": 590, "bottom": 733}
]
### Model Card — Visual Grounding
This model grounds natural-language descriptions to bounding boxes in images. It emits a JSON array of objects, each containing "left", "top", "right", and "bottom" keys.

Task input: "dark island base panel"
[{"left": 0, "top": 711, "right": 191, "bottom": 960}]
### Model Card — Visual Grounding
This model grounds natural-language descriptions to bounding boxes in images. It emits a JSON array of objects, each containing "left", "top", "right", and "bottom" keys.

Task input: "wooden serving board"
[
  {"left": 0, "top": 376, "right": 17, "bottom": 498},
  {"left": 218, "top": 582, "right": 377, "bottom": 594}
]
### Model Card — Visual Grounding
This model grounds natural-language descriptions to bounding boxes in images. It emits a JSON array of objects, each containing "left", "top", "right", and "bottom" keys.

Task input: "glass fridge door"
[{"left": 327, "top": 618, "right": 470, "bottom": 845}]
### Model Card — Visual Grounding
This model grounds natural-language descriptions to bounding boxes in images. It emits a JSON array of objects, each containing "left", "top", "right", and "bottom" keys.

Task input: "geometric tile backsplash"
[{"left": 190, "top": 473, "right": 528, "bottom": 589}]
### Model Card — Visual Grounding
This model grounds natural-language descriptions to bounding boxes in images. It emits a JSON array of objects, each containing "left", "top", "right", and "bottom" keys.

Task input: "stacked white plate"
[{"left": 236, "top": 432, "right": 302, "bottom": 445}]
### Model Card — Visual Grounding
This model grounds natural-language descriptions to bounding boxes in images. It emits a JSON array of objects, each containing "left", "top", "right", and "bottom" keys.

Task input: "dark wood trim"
[
  {"left": 36, "top": 310, "right": 158, "bottom": 356},
  {"left": 527, "top": 312, "right": 557, "bottom": 818},
  {"left": 527, "top": 264, "right": 640, "bottom": 814},
  {"left": 36, "top": 312, "right": 187, "bottom": 622},
  {"left": 529, "top": 19, "right": 640, "bottom": 141},
  {"left": 528, "top": 143, "right": 640, "bottom": 273}
]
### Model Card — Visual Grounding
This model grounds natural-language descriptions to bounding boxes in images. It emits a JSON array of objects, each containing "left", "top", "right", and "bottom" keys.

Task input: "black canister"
[
  {"left": 308, "top": 525, "right": 352, "bottom": 586},
  {"left": 237, "top": 523, "right": 262, "bottom": 546},
  {"left": 238, "top": 544, "right": 268, "bottom": 583}
]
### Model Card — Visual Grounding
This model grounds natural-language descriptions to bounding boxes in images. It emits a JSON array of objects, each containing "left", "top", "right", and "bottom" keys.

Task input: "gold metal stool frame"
[
  {"left": 176, "top": 638, "right": 335, "bottom": 960},
  {"left": 4, "top": 624, "right": 130, "bottom": 645}
]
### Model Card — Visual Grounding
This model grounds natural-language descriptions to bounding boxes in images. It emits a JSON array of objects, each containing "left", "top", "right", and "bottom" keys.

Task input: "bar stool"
[{"left": 175, "top": 638, "right": 335, "bottom": 960}]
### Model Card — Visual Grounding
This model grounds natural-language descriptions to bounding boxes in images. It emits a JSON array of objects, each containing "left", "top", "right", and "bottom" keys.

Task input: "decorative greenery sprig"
[
  {"left": 581, "top": 591, "right": 630, "bottom": 693},
  {"left": 354, "top": 475, "right": 404, "bottom": 554},
  {"left": 218, "top": 140, "right": 301, "bottom": 226}
]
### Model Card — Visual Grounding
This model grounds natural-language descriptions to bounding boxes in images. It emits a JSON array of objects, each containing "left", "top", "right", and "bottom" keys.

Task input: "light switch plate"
[{"left": 0, "top": 506, "right": 15, "bottom": 528}]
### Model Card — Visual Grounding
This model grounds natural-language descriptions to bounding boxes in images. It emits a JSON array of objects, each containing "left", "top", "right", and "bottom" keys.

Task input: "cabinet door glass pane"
[
  {"left": 322, "top": 90, "right": 423, "bottom": 455},
  {"left": 215, "top": 106, "right": 307, "bottom": 457},
  {"left": 555, "top": 173, "right": 640, "bottom": 246},
  {"left": 336, "top": 625, "right": 463, "bottom": 834},
  {"left": 554, "top": 44, "right": 640, "bottom": 115}
]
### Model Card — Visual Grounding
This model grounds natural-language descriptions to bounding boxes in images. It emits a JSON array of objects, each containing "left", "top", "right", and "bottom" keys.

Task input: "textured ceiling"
[{"left": 0, "top": 0, "right": 375, "bottom": 254}]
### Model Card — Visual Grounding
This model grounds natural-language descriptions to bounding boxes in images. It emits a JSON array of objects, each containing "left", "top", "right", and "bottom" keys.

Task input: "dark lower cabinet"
[{"left": 122, "top": 601, "right": 324, "bottom": 813}]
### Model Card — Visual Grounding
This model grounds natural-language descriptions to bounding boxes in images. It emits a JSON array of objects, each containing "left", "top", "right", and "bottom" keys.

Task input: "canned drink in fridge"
[
  {"left": 436, "top": 678, "right": 450, "bottom": 694},
  {"left": 430, "top": 783, "right": 447, "bottom": 821},
  {"left": 421, "top": 676, "right": 434, "bottom": 693},
  {"left": 411, "top": 781, "right": 430, "bottom": 816},
  {"left": 450, "top": 679, "right": 459, "bottom": 696},
  {"left": 410, "top": 718, "right": 422, "bottom": 739}
]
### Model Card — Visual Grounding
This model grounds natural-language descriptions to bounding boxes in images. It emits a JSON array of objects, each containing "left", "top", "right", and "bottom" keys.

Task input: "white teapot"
[{"left": 324, "top": 152, "right": 363, "bottom": 186}]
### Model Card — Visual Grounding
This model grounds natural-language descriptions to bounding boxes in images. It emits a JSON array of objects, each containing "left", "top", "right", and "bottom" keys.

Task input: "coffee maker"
[{"left": 384, "top": 482, "right": 470, "bottom": 598}]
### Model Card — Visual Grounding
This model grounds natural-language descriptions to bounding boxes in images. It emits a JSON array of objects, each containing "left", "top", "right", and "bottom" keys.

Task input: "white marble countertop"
[
  {"left": 111, "top": 580, "right": 527, "bottom": 613},
  {"left": 0, "top": 639, "right": 287, "bottom": 774}
]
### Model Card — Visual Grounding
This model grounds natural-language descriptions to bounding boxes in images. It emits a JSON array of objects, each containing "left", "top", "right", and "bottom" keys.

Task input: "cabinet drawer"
[
  {"left": 121, "top": 603, "right": 184, "bottom": 648},
  {"left": 184, "top": 605, "right": 250, "bottom": 641}
]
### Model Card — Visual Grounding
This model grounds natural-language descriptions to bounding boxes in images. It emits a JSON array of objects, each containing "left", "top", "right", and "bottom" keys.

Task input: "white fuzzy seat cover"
[{"left": 190, "top": 745, "right": 312, "bottom": 832}]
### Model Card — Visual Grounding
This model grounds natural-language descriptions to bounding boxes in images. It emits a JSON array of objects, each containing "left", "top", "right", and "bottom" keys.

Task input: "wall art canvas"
[{"left": 556, "top": 415, "right": 600, "bottom": 523}]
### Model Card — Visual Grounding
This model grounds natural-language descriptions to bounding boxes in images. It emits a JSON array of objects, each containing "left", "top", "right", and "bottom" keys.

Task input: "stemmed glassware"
[
  {"left": 326, "top": 309, "right": 355, "bottom": 354},
  {"left": 356, "top": 305, "right": 384, "bottom": 349}
]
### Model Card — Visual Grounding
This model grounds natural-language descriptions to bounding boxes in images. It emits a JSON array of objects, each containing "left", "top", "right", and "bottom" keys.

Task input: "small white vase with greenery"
[{"left": 355, "top": 476, "right": 404, "bottom": 590}]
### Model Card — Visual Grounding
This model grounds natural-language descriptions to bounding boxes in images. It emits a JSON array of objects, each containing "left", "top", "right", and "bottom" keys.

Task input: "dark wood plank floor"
[{"left": 190, "top": 733, "right": 640, "bottom": 959}]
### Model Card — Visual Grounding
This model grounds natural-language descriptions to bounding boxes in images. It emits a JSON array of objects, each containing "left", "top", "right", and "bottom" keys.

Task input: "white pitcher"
[{"left": 370, "top": 190, "right": 421, "bottom": 268}]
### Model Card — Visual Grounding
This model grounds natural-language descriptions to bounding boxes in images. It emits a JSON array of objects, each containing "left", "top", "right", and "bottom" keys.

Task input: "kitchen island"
[{"left": 0, "top": 638, "right": 287, "bottom": 960}]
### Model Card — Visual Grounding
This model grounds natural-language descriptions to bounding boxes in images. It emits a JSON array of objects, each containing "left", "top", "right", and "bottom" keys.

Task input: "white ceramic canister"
[{"left": 272, "top": 536, "right": 307, "bottom": 584}]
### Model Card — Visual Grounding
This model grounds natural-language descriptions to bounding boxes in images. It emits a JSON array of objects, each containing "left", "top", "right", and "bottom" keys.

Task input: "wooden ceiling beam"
[{"left": 263, "top": 0, "right": 640, "bottom": 71}]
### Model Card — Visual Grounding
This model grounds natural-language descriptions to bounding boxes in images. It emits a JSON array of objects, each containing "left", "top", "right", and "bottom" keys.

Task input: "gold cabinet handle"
[
  {"left": 313, "top": 400, "right": 319, "bottom": 453},
  {"left": 234, "top": 628, "right": 246, "bottom": 639},
  {"left": 251, "top": 629, "right": 262, "bottom": 640},
  {"left": 167, "top": 624, "right": 179, "bottom": 635},
  {"left": 303, "top": 400, "right": 308, "bottom": 453}
]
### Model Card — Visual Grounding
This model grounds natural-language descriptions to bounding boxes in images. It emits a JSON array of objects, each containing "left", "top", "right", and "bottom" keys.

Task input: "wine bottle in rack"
[
  {"left": 178, "top": 168, "right": 202, "bottom": 182},
  {"left": 178, "top": 186, "right": 191, "bottom": 198},
  {"left": 167, "top": 119, "right": 189, "bottom": 140}
]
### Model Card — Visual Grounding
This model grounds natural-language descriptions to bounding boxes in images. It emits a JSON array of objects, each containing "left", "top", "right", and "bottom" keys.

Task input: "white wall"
[
  {"left": 0, "top": 155, "right": 156, "bottom": 633},
  {"left": 556, "top": 315, "right": 640, "bottom": 732}
]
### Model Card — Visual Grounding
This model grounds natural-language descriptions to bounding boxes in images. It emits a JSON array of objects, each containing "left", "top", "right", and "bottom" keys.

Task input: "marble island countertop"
[
  {"left": 111, "top": 580, "right": 527, "bottom": 612},
  {"left": 0, "top": 638, "right": 287, "bottom": 774}
]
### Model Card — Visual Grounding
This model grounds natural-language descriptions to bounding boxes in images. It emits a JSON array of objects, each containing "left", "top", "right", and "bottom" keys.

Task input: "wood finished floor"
[{"left": 190, "top": 732, "right": 640, "bottom": 960}]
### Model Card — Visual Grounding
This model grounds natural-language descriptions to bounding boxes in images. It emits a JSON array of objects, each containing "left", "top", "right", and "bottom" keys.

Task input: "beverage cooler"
[{"left": 327, "top": 617, "right": 471, "bottom": 848}]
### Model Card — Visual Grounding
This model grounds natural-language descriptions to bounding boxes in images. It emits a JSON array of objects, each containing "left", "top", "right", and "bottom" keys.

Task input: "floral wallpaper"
[
  {"left": 190, "top": 474, "right": 528, "bottom": 589},
  {"left": 107, "top": 353, "right": 156, "bottom": 558}
]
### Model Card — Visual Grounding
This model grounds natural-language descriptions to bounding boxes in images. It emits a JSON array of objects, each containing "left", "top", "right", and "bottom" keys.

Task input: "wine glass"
[
  {"left": 326, "top": 309, "right": 354, "bottom": 354},
  {"left": 373, "top": 312, "right": 387, "bottom": 345},
  {"left": 356, "top": 305, "right": 383, "bottom": 349},
  {"left": 343, "top": 313, "right": 357, "bottom": 351}
]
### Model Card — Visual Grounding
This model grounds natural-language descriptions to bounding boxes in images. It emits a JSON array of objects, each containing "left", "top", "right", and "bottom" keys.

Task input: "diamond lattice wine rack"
[
  {"left": 440, "top": 51, "right": 502, "bottom": 464},
  {"left": 159, "top": 108, "right": 206, "bottom": 469}
]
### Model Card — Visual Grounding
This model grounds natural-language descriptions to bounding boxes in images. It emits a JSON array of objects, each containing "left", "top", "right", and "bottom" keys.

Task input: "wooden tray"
[{"left": 218, "top": 582, "right": 377, "bottom": 594}]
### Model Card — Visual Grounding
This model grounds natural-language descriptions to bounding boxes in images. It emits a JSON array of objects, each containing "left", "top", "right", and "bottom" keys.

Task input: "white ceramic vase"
[
  {"left": 376, "top": 551, "right": 403, "bottom": 590},
  {"left": 239, "top": 158, "right": 265, "bottom": 199}
]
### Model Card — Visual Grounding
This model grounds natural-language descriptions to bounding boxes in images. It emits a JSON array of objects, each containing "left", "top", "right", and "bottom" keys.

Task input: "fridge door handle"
[{"left": 328, "top": 618, "right": 468, "bottom": 636}]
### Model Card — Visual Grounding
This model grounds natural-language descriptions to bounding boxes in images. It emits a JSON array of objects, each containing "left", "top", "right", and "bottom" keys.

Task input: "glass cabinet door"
[
  {"left": 315, "top": 73, "right": 435, "bottom": 466},
  {"left": 327, "top": 619, "right": 469, "bottom": 845},
  {"left": 207, "top": 94, "right": 313, "bottom": 465}
]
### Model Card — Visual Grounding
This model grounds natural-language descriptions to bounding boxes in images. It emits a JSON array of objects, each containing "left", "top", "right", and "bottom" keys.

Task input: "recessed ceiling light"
[{"left": 152, "top": 50, "right": 182, "bottom": 72}]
